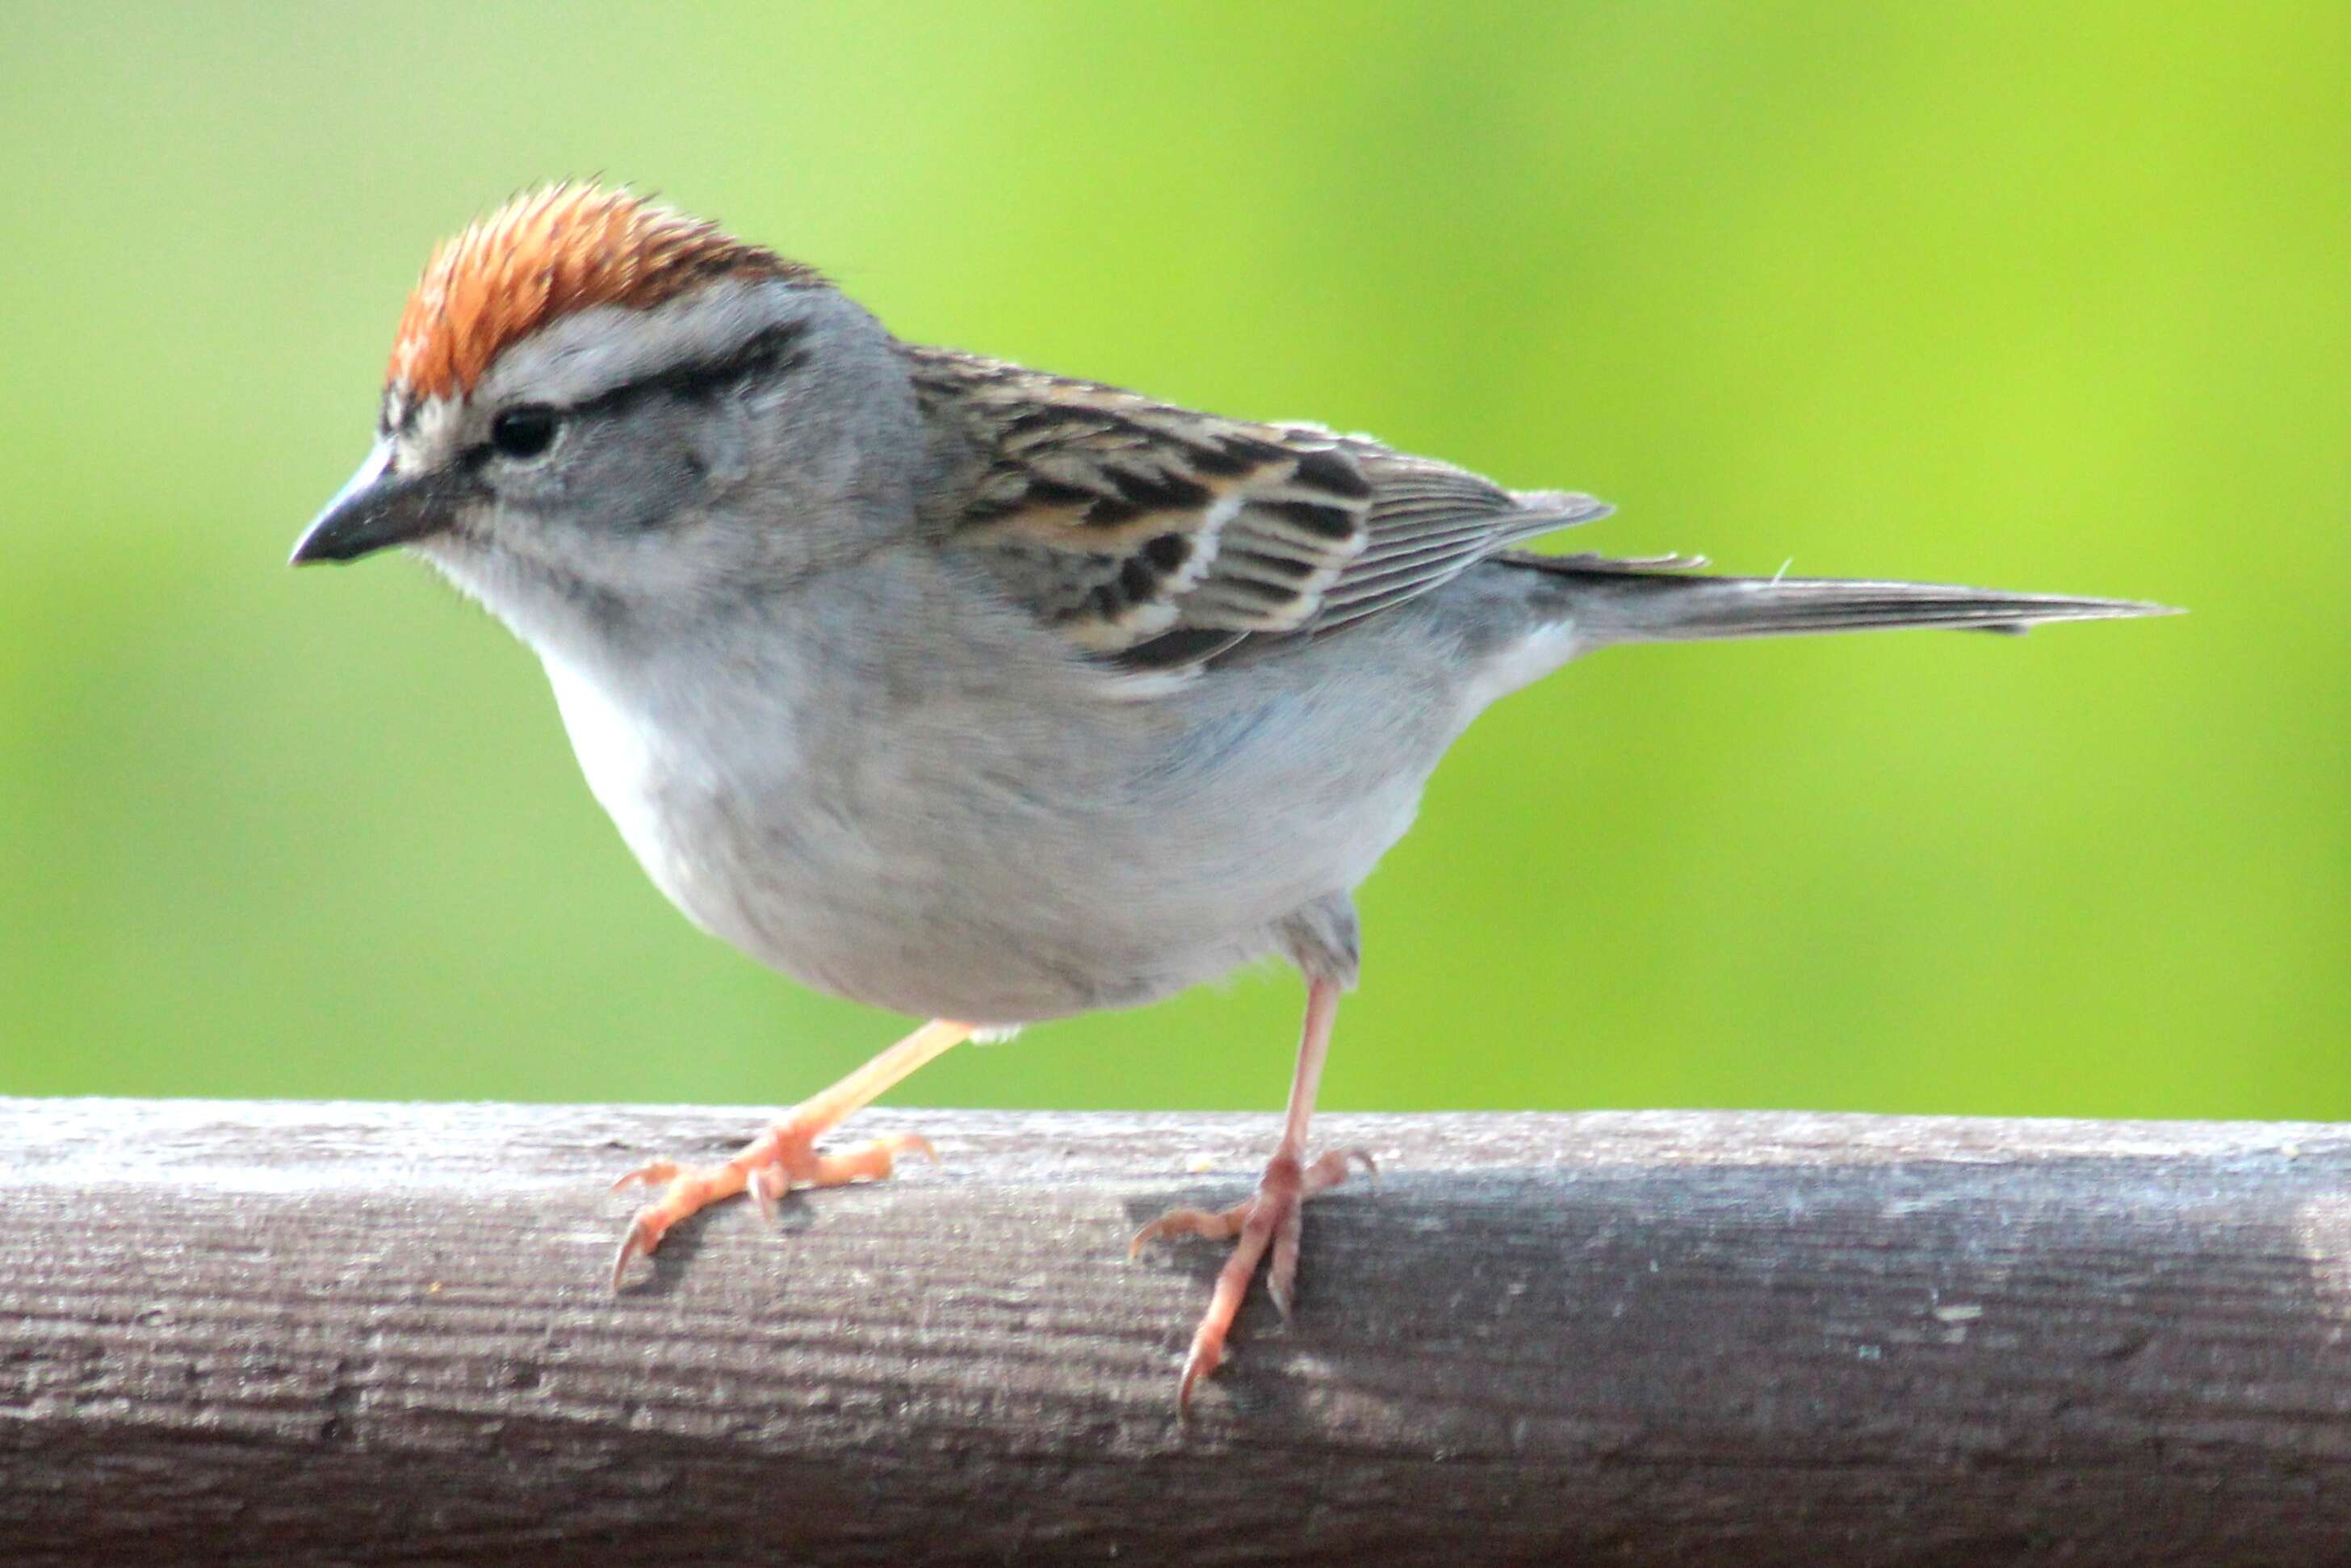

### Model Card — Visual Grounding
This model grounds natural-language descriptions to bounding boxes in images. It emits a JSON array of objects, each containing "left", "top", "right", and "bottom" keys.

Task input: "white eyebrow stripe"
[{"left": 473, "top": 276, "right": 812, "bottom": 410}]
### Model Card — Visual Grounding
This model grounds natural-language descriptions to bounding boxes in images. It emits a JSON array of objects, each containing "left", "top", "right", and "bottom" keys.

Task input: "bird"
[{"left": 291, "top": 183, "right": 2171, "bottom": 1411}]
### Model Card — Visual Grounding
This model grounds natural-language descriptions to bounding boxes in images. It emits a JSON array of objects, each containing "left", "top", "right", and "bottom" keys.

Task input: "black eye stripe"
[
  {"left": 461, "top": 318, "right": 812, "bottom": 468},
  {"left": 574, "top": 317, "right": 812, "bottom": 418}
]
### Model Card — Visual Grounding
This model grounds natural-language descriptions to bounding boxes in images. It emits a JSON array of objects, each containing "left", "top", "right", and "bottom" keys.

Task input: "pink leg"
[
  {"left": 608, "top": 1018, "right": 973, "bottom": 1287},
  {"left": 1130, "top": 979, "right": 1374, "bottom": 1411}
]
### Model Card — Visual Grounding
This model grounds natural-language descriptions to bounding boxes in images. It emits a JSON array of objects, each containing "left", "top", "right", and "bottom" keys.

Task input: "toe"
[
  {"left": 806, "top": 1133, "right": 927, "bottom": 1187},
  {"left": 1129, "top": 1204, "right": 1245, "bottom": 1256},
  {"left": 1300, "top": 1147, "right": 1377, "bottom": 1194},
  {"left": 610, "top": 1158, "right": 681, "bottom": 1193}
]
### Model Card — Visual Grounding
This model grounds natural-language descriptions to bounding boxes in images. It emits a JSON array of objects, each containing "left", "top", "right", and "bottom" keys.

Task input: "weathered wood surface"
[{"left": 4, "top": 1098, "right": 2351, "bottom": 1566}]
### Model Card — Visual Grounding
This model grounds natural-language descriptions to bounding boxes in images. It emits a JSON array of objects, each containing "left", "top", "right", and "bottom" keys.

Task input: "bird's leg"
[
  {"left": 1130, "top": 979, "right": 1373, "bottom": 1411},
  {"left": 609, "top": 1017, "right": 974, "bottom": 1287}
]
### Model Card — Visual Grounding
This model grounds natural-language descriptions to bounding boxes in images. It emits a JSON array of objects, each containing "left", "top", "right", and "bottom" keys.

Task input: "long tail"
[{"left": 1503, "top": 551, "right": 2179, "bottom": 644}]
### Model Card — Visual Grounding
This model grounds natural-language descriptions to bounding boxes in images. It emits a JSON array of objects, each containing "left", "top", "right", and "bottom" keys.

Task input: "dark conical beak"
[{"left": 289, "top": 441, "right": 479, "bottom": 565}]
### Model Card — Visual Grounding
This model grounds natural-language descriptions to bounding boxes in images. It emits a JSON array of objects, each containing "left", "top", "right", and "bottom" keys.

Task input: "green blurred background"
[{"left": 3, "top": 3, "right": 2343, "bottom": 1120}]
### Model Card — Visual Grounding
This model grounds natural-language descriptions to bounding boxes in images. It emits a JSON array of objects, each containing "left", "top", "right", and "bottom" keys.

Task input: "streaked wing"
[{"left": 907, "top": 347, "right": 1611, "bottom": 680}]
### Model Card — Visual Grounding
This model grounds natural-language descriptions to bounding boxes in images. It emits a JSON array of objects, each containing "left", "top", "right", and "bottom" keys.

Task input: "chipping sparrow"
[{"left": 292, "top": 185, "right": 2169, "bottom": 1410}]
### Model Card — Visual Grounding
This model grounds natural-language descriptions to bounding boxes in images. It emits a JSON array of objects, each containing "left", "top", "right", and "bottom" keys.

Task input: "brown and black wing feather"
[{"left": 907, "top": 347, "right": 1610, "bottom": 680}]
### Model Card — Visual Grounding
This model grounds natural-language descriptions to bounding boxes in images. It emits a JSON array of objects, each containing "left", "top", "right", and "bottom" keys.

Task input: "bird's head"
[{"left": 291, "top": 185, "right": 919, "bottom": 647}]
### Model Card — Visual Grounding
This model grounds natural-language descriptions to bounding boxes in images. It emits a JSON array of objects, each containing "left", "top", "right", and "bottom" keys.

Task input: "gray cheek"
[
  {"left": 562, "top": 437, "right": 706, "bottom": 535},
  {"left": 685, "top": 398, "right": 754, "bottom": 492},
  {"left": 571, "top": 400, "right": 752, "bottom": 532}
]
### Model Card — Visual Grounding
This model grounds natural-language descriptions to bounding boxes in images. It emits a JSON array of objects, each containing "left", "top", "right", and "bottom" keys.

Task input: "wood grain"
[{"left": 5, "top": 1098, "right": 2350, "bottom": 1566}]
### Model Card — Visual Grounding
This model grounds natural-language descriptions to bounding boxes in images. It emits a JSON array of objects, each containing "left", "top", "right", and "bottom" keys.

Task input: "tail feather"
[{"left": 1502, "top": 551, "right": 2180, "bottom": 644}]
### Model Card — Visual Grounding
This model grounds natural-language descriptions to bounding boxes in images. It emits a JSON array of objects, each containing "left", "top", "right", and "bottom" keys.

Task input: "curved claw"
[
  {"left": 610, "top": 1159, "right": 679, "bottom": 1193},
  {"left": 1266, "top": 1201, "right": 1305, "bottom": 1319},
  {"left": 1176, "top": 1336, "right": 1222, "bottom": 1417},
  {"left": 746, "top": 1163, "right": 786, "bottom": 1226},
  {"left": 610, "top": 1210, "right": 660, "bottom": 1290}
]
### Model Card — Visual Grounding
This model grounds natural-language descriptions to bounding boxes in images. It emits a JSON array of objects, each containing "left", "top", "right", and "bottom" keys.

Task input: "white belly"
[{"left": 538, "top": 621, "right": 1442, "bottom": 1025}]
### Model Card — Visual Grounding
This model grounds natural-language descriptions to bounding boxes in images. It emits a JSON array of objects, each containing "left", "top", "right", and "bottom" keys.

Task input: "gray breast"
[{"left": 534, "top": 559, "right": 1476, "bottom": 1024}]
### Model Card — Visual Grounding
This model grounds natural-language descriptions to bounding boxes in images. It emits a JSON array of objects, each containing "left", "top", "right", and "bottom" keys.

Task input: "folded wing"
[{"left": 908, "top": 346, "right": 1611, "bottom": 678}]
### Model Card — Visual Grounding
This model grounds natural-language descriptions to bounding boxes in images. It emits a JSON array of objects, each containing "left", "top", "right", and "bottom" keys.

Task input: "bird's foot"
[
  {"left": 609, "top": 1117, "right": 937, "bottom": 1288},
  {"left": 1130, "top": 1145, "right": 1375, "bottom": 1411}
]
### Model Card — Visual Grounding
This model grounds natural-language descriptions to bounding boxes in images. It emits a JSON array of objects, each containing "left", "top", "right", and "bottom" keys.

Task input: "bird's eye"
[{"left": 490, "top": 405, "right": 559, "bottom": 460}]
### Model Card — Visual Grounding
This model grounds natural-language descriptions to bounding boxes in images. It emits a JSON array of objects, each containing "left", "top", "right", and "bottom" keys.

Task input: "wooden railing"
[{"left": 5, "top": 1098, "right": 2349, "bottom": 1564}]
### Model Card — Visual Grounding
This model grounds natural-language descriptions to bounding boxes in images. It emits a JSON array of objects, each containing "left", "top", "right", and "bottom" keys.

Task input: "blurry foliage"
[{"left": 2, "top": 2, "right": 2344, "bottom": 1117}]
